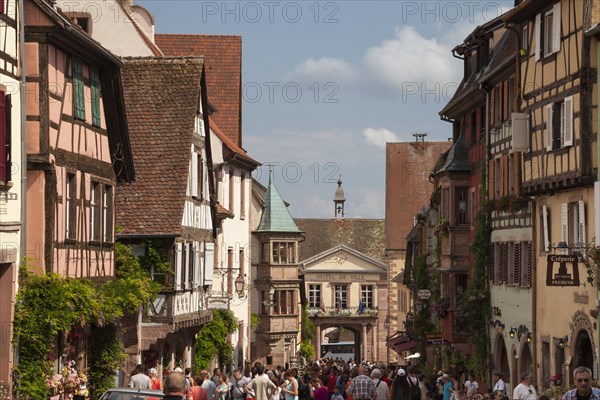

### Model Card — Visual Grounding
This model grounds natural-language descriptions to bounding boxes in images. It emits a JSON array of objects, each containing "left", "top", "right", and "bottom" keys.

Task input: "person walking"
[
  {"left": 282, "top": 370, "right": 299, "bottom": 400},
  {"left": 310, "top": 378, "right": 329, "bottom": 400},
  {"left": 561, "top": 367, "right": 600, "bottom": 400},
  {"left": 390, "top": 368, "right": 410, "bottom": 400},
  {"left": 188, "top": 376, "right": 209, "bottom": 400},
  {"left": 129, "top": 364, "right": 152, "bottom": 389},
  {"left": 346, "top": 365, "right": 375, "bottom": 400},
  {"left": 163, "top": 372, "right": 188, "bottom": 400},
  {"left": 512, "top": 372, "right": 536, "bottom": 400},
  {"left": 440, "top": 375, "right": 452, "bottom": 400},
  {"left": 149, "top": 368, "right": 161, "bottom": 391},
  {"left": 202, "top": 370, "right": 218, "bottom": 400},
  {"left": 464, "top": 374, "right": 478, "bottom": 399},
  {"left": 370, "top": 369, "right": 388, "bottom": 400},
  {"left": 232, "top": 369, "right": 251, "bottom": 400},
  {"left": 249, "top": 365, "right": 277, "bottom": 400},
  {"left": 492, "top": 374, "right": 505, "bottom": 395}
]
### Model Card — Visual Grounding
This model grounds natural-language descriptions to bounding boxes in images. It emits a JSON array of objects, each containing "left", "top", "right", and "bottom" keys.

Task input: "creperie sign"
[{"left": 546, "top": 254, "right": 580, "bottom": 286}]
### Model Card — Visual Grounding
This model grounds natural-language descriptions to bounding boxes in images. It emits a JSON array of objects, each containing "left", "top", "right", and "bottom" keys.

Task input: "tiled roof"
[
  {"left": 294, "top": 218, "right": 385, "bottom": 262},
  {"left": 210, "top": 118, "right": 260, "bottom": 168},
  {"left": 436, "top": 134, "right": 470, "bottom": 174},
  {"left": 116, "top": 56, "right": 203, "bottom": 235},
  {"left": 478, "top": 31, "right": 517, "bottom": 85},
  {"left": 155, "top": 34, "right": 242, "bottom": 146},
  {"left": 256, "top": 171, "right": 302, "bottom": 233}
]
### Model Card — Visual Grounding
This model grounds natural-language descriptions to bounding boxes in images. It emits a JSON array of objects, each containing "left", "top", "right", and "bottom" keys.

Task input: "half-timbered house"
[
  {"left": 438, "top": 17, "right": 505, "bottom": 355},
  {"left": 479, "top": 28, "right": 535, "bottom": 390},
  {"left": 24, "top": 0, "right": 134, "bottom": 278},
  {"left": 116, "top": 56, "right": 215, "bottom": 376},
  {"left": 504, "top": 0, "right": 598, "bottom": 386},
  {"left": 154, "top": 33, "right": 260, "bottom": 368},
  {"left": 0, "top": 0, "right": 22, "bottom": 387}
]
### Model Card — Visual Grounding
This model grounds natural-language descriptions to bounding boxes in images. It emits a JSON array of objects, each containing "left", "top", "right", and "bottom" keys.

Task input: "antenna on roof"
[{"left": 413, "top": 133, "right": 427, "bottom": 143}]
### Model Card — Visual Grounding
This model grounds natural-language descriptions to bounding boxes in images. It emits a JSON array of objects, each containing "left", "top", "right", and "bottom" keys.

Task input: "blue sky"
[{"left": 139, "top": 0, "right": 514, "bottom": 218}]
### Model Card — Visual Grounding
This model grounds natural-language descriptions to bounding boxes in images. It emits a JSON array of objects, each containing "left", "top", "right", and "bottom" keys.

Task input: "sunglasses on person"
[{"left": 577, "top": 378, "right": 590, "bottom": 383}]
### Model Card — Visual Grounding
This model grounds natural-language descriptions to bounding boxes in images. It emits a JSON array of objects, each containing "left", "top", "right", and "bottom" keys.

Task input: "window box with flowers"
[{"left": 541, "top": 375, "right": 572, "bottom": 400}]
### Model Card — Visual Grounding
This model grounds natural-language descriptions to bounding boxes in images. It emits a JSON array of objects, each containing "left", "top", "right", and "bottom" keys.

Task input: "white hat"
[
  {"left": 397, "top": 368, "right": 406, "bottom": 377},
  {"left": 149, "top": 368, "right": 157, "bottom": 375},
  {"left": 174, "top": 367, "right": 183, "bottom": 373}
]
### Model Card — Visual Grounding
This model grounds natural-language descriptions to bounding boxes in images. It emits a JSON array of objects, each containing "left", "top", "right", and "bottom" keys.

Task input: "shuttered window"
[
  {"left": 73, "top": 59, "right": 86, "bottom": 120},
  {"left": 90, "top": 181, "right": 100, "bottom": 241},
  {"left": 90, "top": 68, "right": 101, "bottom": 127},
  {"left": 499, "top": 242, "right": 508, "bottom": 283},
  {"left": 542, "top": 205, "right": 550, "bottom": 252},
  {"left": 511, "top": 242, "right": 522, "bottom": 286},
  {"left": 562, "top": 96, "right": 573, "bottom": 146},
  {"left": 487, "top": 243, "right": 495, "bottom": 282},
  {"left": 66, "top": 173, "right": 77, "bottom": 240},
  {"left": 102, "top": 185, "right": 113, "bottom": 242},
  {"left": 546, "top": 104, "right": 554, "bottom": 151},
  {"left": 523, "top": 241, "right": 533, "bottom": 287},
  {"left": 0, "top": 90, "right": 8, "bottom": 182},
  {"left": 0, "top": 0, "right": 4, "bottom": 14}
]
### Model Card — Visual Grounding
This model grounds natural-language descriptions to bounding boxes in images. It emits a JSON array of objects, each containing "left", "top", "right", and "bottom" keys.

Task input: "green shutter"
[
  {"left": 73, "top": 59, "right": 85, "bottom": 120},
  {"left": 90, "top": 68, "right": 101, "bottom": 127}
]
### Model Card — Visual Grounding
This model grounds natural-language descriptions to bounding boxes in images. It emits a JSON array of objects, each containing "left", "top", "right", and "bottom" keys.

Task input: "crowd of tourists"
[{"left": 129, "top": 361, "right": 599, "bottom": 400}]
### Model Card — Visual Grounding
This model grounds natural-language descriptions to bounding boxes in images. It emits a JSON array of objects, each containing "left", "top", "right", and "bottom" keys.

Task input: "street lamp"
[{"left": 235, "top": 274, "right": 246, "bottom": 297}]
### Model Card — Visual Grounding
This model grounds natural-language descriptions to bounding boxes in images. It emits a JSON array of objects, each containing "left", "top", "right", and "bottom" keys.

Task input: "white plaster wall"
[{"left": 56, "top": 0, "right": 155, "bottom": 57}]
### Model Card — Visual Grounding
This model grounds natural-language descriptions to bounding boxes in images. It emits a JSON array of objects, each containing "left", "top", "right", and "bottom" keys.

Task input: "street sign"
[{"left": 417, "top": 289, "right": 431, "bottom": 300}]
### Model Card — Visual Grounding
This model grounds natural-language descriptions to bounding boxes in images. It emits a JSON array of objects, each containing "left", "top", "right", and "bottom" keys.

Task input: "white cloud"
[
  {"left": 364, "top": 26, "right": 460, "bottom": 90},
  {"left": 348, "top": 186, "right": 385, "bottom": 219},
  {"left": 363, "top": 127, "right": 399, "bottom": 149},
  {"left": 284, "top": 57, "right": 358, "bottom": 83}
]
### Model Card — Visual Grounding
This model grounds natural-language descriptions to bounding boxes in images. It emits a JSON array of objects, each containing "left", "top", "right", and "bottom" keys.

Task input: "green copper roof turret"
[{"left": 256, "top": 168, "right": 302, "bottom": 233}]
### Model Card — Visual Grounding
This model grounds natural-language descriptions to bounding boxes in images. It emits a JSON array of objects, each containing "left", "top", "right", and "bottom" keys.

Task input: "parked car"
[{"left": 99, "top": 387, "right": 164, "bottom": 399}]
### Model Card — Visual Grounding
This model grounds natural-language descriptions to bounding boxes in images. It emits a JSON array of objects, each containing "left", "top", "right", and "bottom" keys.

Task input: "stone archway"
[
  {"left": 570, "top": 311, "right": 596, "bottom": 378},
  {"left": 495, "top": 334, "right": 509, "bottom": 382},
  {"left": 316, "top": 324, "right": 361, "bottom": 362},
  {"left": 573, "top": 330, "right": 593, "bottom": 371},
  {"left": 519, "top": 342, "right": 533, "bottom": 378}
]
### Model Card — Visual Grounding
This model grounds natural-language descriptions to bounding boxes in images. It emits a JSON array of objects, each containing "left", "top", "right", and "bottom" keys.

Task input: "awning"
[{"left": 386, "top": 333, "right": 418, "bottom": 354}]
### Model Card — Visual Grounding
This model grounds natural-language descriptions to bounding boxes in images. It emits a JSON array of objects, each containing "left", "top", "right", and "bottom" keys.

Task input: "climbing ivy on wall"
[{"left": 13, "top": 241, "right": 161, "bottom": 400}]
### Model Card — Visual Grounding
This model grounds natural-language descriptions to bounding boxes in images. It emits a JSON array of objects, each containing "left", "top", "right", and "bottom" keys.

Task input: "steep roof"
[
  {"left": 116, "top": 56, "right": 203, "bottom": 235},
  {"left": 210, "top": 118, "right": 260, "bottom": 169},
  {"left": 295, "top": 218, "right": 385, "bottom": 262},
  {"left": 155, "top": 34, "right": 242, "bottom": 146},
  {"left": 478, "top": 31, "right": 517, "bottom": 85},
  {"left": 255, "top": 171, "right": 302, "bottom": 233},
  {"left": 435, "top": 134, "right": 470, "bottom": 174}
]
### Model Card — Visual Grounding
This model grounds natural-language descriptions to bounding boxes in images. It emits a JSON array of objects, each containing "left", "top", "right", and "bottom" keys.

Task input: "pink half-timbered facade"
[
  {"left": 24, "top": 0, "right": 133, "bottom": 279},
  {"left": 0, "top": 0, "right": 22, "bottom": 387}
]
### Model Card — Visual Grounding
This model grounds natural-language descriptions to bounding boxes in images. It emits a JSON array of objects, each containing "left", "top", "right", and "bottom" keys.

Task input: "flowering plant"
[{"left": 550, "top": 374, "right": 562, "bottom": 386}]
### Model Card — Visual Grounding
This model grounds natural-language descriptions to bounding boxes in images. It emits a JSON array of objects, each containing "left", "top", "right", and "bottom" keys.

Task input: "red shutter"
[
  {"left": 0, "top": 90, "right": 6, "bottom": 182},
  {"left": 0, "top": 0, "right": 5, "bottom": 14}
]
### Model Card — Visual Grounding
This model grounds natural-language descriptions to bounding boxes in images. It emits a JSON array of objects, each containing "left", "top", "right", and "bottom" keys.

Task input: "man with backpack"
[{"left": 407, "top": 367, "right": 421, "bottom": 400}]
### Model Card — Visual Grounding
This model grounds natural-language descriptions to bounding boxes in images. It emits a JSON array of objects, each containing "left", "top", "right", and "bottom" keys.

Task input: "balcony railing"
[{"left": 308, "top": 307, "right": 378, "bottom": 318}]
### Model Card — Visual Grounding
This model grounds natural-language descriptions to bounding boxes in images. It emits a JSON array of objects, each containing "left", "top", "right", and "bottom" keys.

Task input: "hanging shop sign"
[{"left": 546, "top": 254, "right": 579, "bottom": 286}]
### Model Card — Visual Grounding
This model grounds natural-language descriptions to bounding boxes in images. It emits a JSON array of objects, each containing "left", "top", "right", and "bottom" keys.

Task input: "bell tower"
[{"left": 334, "top": 175, "right": 345, "bottom": 218}]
